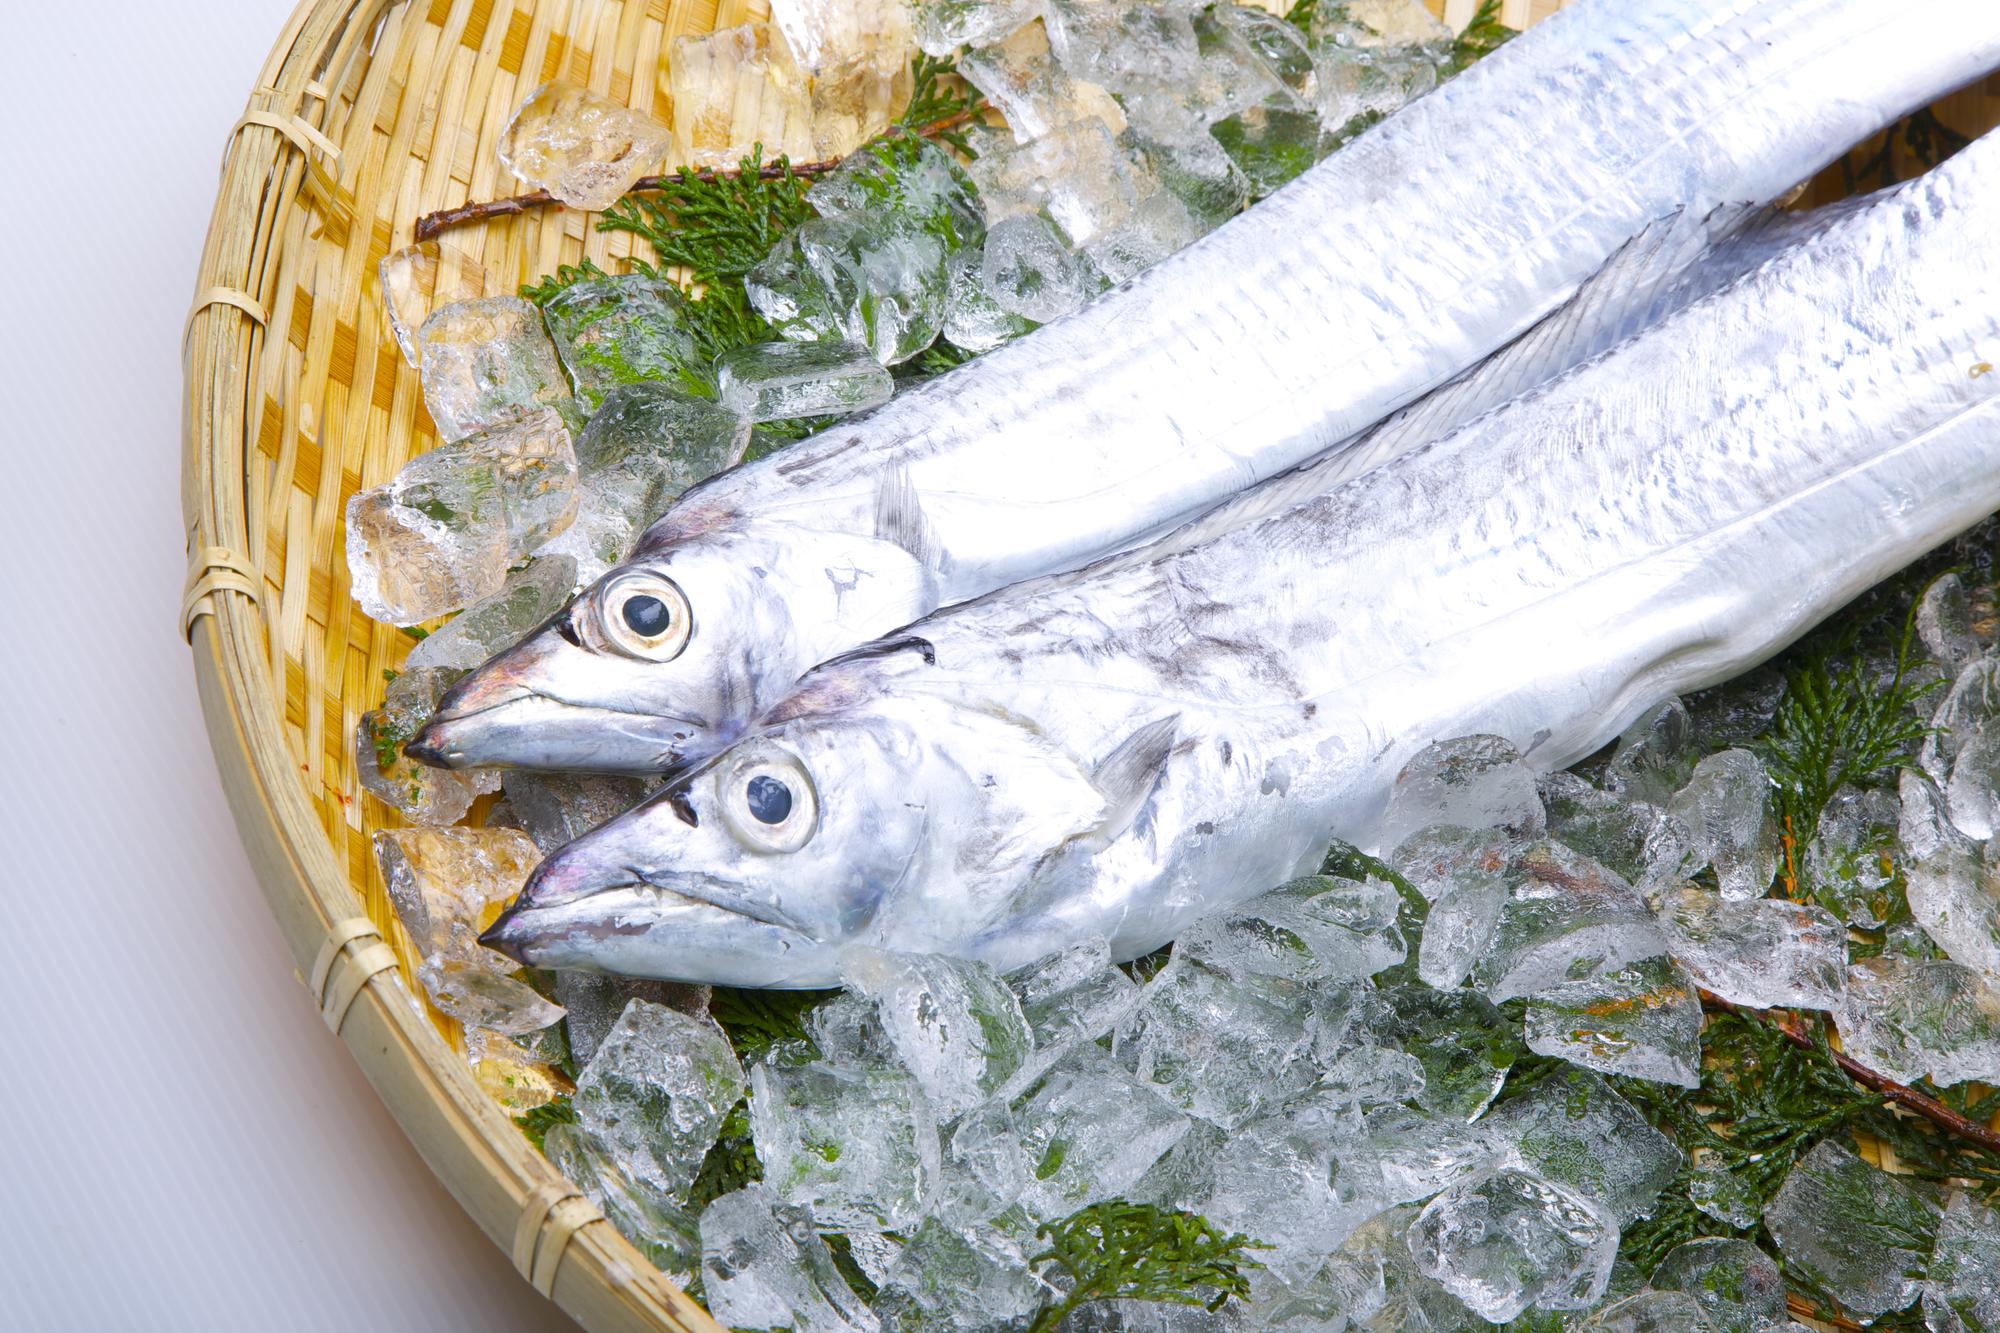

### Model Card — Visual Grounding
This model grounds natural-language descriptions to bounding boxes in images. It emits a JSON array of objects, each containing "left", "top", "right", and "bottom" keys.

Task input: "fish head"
[
  {"left": 481, "top": 651, "right": 1111, "bottom": 985},
  {"left": 406, "top": 519, "right": 936, "bottom": 773}
]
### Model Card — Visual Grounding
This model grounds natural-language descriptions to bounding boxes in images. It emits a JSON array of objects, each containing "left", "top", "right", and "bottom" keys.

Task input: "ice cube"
[
  {"left": 1125, "top": 1118, "right": 1227, "bottom": 1213},
  {"left": 1658, "top": 886, "right": 1847, "bottom": 1012},
  {"left": 1007, "top": 936, "right": 1139, "bottom": 1048},
  {"left": 417, "top": 293, "right": 572, "bottom": 438},
  {"left": 572, "top": 999, "right": 745, "bottom": 1202},
  {"left": 542, "top": 1121, "right": 701, "bottom": 1283},
  {"left": 356, "top": 666, "right": 498, "bottom": 824},
  {"left": 1331, "top": 1103, "right": 1498, "bottom": 1207},
  {"left": 1899, "top": 770, "right": 2000, "bottom": 978},
  {"left": 1310, "top": 0, "right": 1452, "bottom": 48},
  {"left": 980, "top": 213, "right": 1104, "bottom": 324},
  {"left": 811, "top": 991, "right": 903, "bottom": 1069},
  {"left": 417, "top": 958, "right": 566, "bottom": 1035},
  {"left": 1377, "top": 737, "right": 1546, "bottom": 856},
  {"left": 1684, "top": 1148, "right": 1761, "bottom": 1231},
  {"left": 931, "top": 1101, "right": 1030, "bottom": 1224},
  {"left": 768, "top": 0, "right": 917, "bottom": 159},
  {"left": 1214, "top": 3, "right": 1317, "bottom": 101},
  {"left": 869, "top": 1217, "right": 1054, "bottom": 1332},
  {"left": 403, "top": 554, "right": 576, "bottom": 672},
  {"left": 1483, "top": 1069, "right": 1682, "bottom": 1228},
  {"left": 808, "top": 132, "right": 987, "bottom": 257},
  {"left": 1585, "top": 1291, "right": 1706, "bottom": 1333},
  {"left": 1012, "top": 1046, "right": 1191, "bottom": 1219},
  {"left": 1763, "top": 1138, "right": 1944, "bottom": 1318},
  {"left": 1648, "top": 1238, "right": 1784, "bottom": 1333},
  {"left": 1538, "top": 770, "right": 1657, "bottom": 889},
  {"left": 345, "top": 406, "right": 578, "bottom": 624},
  {"left": 1924, "top": 655, "right": 2000, "bottom": 784},
  {"left": 1319, "top": 1203, "right": 1486, "bottom": 1333},
  {"left": 751, "top": 1060, "right": 937, "bottom": 1230},
  {"left": 1471, "top": 841, "right": 1668, "bottom": 1001},
  {"left": 1924, "top": 1190, "right": 2000, "bottom": 1333},
  {"left": 1357, "top": 985, "right": 1511, "bottom": 1122},
  {"left": 967, "top": 117, "right": 1139, "bottom": 246},
  {"left": 1119, "top": 127, "right": 1250, "bottom": 232},
  {"left": 1407, "top": 1162, "right": 1617, "bottom": 1322},
  {"left": 699, "top": 1185, "right": 881, "bottom": 1333},
  {"left": 840, "top": 947, "right": 1035, "bottom": 1114},
  {"left": 539, "top": 275, "right": 699, "bottom": 413},
  {"left": 499, "top": 769, "right": 653, "bottom": 855},
  {"left": 1523, "top": 956, "right": 1702, "bottom": 1087},
  {"left": 746, "top": 213, "right": 952, "bottom": 364},
  {"left": 378, "top": 240, "right": 490, "bottom": 368},
  {"left": 911, "top": 0, "right": 1046, "bottom": 57},
  {"left": 1200, "top": 1105, "right": 1382, "bottom": 1284},
  {"left": 943, "top": 246, "right": 1038, "bottom": 352},
  {"left": 1188, "top": 874, "right": 1405, "bottom": 985},
  {"left": 1117, "top": 958, "right": 1318, "bottom": 1129},
  {"left": 1603, "top": 699, "right": 1703, "bottom": 808},
  {"left": 540, "top": 382, "right": 748, "bottom": 580},
  {"left": 1209, "top": 104, "right": 1322, "bottom": 199},
  {"left": 664, "top": 23, "right": 818, "bottom": 169},
  {"left": 552, "top": 969, "right": 711, "bottom": 1066},
  {"left": 1918, "top": 574, "right": 1986, "bottom": 678},
  {"left": 1949, "top": 715, "right": 2000, "bottom": 842},
  {"left": 374, "top": 825, "right": 540, "bottom": 961},
  {"left": 465, "top": 1027, "right": 570, "bottom": 1113},
  {"left": 958, "top": 18, "right": 1128, "bottom": 145},
  {"left": 495, "top": 79, "right": 673, "bottom": 211},
  {"left": 1313, "top": 42, "right": 1444, "bottom": 143},
  {"left": 1396, "top": 827, "right": 1513, "bottom": 989},
  {"left": 715, "top": 340, "right": 895, "bottom": 420},
  {"left": 1045, "top": 0, "right": 1202, "bottom": 96},
  {"left": 1646, "top": 750, "right": 1779, "bottom": 901},
  {"left": 1082, "top": 189, "right": 1203, "bottom": 283},
  {"left": 1804, "top": 783, "right": 1903, "bottom": 928},
  {"left": 1835, "top": 956, "right": 2000, "bottom": 1088}
]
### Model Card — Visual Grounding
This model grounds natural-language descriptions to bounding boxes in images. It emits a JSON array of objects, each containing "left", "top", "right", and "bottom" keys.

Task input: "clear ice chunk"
[
  {"left": 1923, "top": 656, "right": 2000, "bottom": 785},
  {"left": 1899, "top": 770, "right": 2000, "bottom": 978},
  {"left": 553, "top": 970, "right": 710, "bottom": 1066},
  {"left": 1188, "top": 873, "right": 1405, "bottom": 985},
  {"left": 911, "top": 0, "right": 1047, "bottom": 57},
  {"left": 930, "top": 1101, "right": 1029, "bottom": 1224},
  {"left": 869, "top": 1217, "right": 1054, "bottom": 1331},
  {"left": 1309, "top": 0, "right": 1452, "bottom": 49},
  {"left": 1082, "top": 189, "right": 1203, "bottom": 283},
  {"left": 1684, "top": 1148, "right": 1761, "bottom": 1231},
  {"left": 1924, "top": 1190, "right": 2000, "bottom": 1333},
  {"left": 750, "top": 1059, "right": 936, "bottom": 1230},
  {"left": 1119, "top": 127, "right": 1250, "bottom": 232},
  {"left": 1319, "top": 1203, "right": 1486, "bottom": 1333},
  {"left": 1483, "top": 1069, "right": 1681, "bottom": 1228},
  {"left": 1523, "top": 956, "right": 1701, "bottom": 1088},
  {"left": 403, "top": 554, "right": 576, "bottom": 673},
  {"left": 540, "top": 381, "right": 748, "bottom": 580},
  {"left": 1007, "top": 935, "right": 1139, "bottom": 1048},
  {"left": 1804, "top": 783, "right": 1903, "bottom": 928},
  {"left": 1200, "top": 1104, "right": 1382, "bottom": 1284},
  {"left": 465, "top": 1027, "right": 569, "bottom": 1113},
  {"left": 573, "top": 998, "right": 746, "bottom": 1202},
  {"left": 958, "top": 19, "right": 1127, "bottom": 146},
  {"left": 1208, "top": 103, "right": 1322, "bottom": 200},
  {"left": 1012, "top": 1045, "right": 1191, "bottom": 1220},
  {"left": 1658, "top": 885, "right": 1847, "bottom": 1012},
  {"left": 1835, "top": 957, "right": 2000, "bottom": 1088},
  {"left": 807, "top": 130, "right": 987, "bottom": 258},
  {"left": 699, "top": 1185, "right": 881, "bottom": 1333},
  {"left": 1539, "top": 770, "right": 1657, "bottom": 888},
  {"left": 768, "top": 0, "right": 917, "bottom": 160},
  {"left": 665, "top": 23, "right": 817, "bottom": 169},
  {"left": 1358, "top": 985, "right": 1510, "bottom": 1122},
  {"left": 1405, "top": 1162, "right": 1618, "bottom": 1322},
  {"left": 495, "top": 79, "right": 673, "bottom": 211},
  {"left": 746, "top": 212, "right": 952, "bottom": 365},
  {"left": 1918, "top": 574, "right": 1986, "bottom": 679},
  {"left": 715, "top": 340, "right": 895, "bottom": 420},
  {"left": 378, "top": 240, "right": 490, "bottom": 368},
  {"left": 1603, "top": 699, "right": 1703, "bottom": 808},
  {"left": 1585, "top": 1291, "right": 1706, "bottom": 1333},
  {"left": 1471, "top": 841, "right": 1668, "bottom": 1001},
  {"left": 840, "top": 947, "right": 1035, "bottom": 1114},
  {"left": 1763, "top": 1138, "right": 1944, "bottom": 1318},
  {"left": 356, "top": 666, "right": 498, "bottom": 824},
  {"left": 417, "top": 296, "right": 570, "bottom": 443},
  {"left": 1330, "top": 1102, "right": 1498, "bottom": 1208},
  {"left": 1046, "top": 0, "right": 1202, "bottom": 97},
  {"left": 1397, "top": 826, "right": 1513, "bottom": 990},
  {"left": 943, "top": 246, "right": 1038, "bottom": 352},
  {"left": 1313, "top": 41, "right": 1444, "bottom": 145},
  {"left": 967, "top": 116, "right": 1139, "bottom": 246},
  {"left": 1949, "top": 713, "right": 2000, "bottom": 842},
  {"left": 1377, "top": 736, "right": 1546, "bottom": 856},
  {"left": 1645, "top": 749, "right": 1779, "bottom": 901},
  {"left": 540, "top": 275, "right": 699, "bottom": 413},
  {"left": 345, "top": 406, "right": 578, "bottom": 624},
  {"left": 1648, "top": 1238, "right": 1785, "bottom": 1333},
  {"left": 1117, "top": 958, "right": 1317, "bottom": 1129},
  {"left": 981, "top": 213, "right": 1103, "bottom": 323},
  {"left": 418, "top": 958, "right": 565, "bottom": 1035},
  {"left": 542, "top": 1121, "right": 701, "bottom": 1283}
]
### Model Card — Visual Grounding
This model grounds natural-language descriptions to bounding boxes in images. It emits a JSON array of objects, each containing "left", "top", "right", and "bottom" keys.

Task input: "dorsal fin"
[
  {"left": 1090, "top": 715, "right": 1179, "bottom": 845},
  {"left": 874, "top": 467, "right": 943, "bottom": 571}
]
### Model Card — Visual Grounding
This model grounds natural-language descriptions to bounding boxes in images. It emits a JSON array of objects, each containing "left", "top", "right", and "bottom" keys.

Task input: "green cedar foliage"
[{"left": 1026, "top": 1201, "right": 1267, "bottom": 1333}]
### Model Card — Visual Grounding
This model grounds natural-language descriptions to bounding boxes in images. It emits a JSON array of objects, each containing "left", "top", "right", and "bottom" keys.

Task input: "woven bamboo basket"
[{"left": 181, "top": 0, "right": 2000, "bottom": 1327}]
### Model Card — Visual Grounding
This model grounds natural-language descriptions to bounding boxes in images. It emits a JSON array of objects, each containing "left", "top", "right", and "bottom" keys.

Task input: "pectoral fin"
[{"left": 1090, "top": 714, "right": 1179, "bottom": 845}]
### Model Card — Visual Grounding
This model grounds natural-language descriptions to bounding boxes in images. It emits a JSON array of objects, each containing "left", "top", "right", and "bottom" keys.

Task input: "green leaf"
[
  {"left": 1026, "top": 1201, "right": 1267, "bottom": 1333},
  {"left": 513, "top": 1095, "right": 578, "bottom": 1155}
]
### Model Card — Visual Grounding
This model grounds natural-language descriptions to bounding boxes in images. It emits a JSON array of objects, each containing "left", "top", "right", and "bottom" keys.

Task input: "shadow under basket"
[{"left": 180, "top": 0, "right": 2000, "bottom": 1329}]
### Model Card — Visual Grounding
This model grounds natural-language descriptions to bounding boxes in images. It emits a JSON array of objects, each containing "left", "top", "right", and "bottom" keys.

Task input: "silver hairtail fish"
[
  {"left": 484, "top": 129, "right": 2000, "bottom": 987},
  {"left": 409, "top": 0, "right": 2000, "bottom": 776}
]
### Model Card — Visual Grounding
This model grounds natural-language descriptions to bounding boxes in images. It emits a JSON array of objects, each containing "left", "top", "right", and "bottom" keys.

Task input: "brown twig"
[
  {"left": 1699, "top": 988, "right": 2000, "bottom": 1154},
  {"left": 1788, "top": 1293, "right": 1865, "bottom": 1332},
  {"left": 411, "top": 107, "right": 986, "bottom": 242}
]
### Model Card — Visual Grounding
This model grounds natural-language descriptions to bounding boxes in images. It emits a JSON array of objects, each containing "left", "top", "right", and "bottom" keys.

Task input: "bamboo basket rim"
[{"left": 181, "top": 1, "right": 741, "bottom": 1327}]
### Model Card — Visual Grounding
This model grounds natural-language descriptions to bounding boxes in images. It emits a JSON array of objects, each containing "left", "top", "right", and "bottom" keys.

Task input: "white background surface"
[{"left": 0, "top": 6, "right": 578, "bottom": 1330}]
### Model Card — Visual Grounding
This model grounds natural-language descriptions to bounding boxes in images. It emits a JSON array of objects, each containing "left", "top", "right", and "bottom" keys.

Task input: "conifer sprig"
[{"left": 1027, "top": 1202, "right": 1266, "bottom": 1333}]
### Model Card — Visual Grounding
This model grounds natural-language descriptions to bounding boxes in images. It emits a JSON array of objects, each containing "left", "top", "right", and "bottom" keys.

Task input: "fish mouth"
[
  {"left": 479, "top": 880, "right": 824, "bottom": 982},
  {"left": 406, "top": 688, "right": 708, "bottom": 773}
]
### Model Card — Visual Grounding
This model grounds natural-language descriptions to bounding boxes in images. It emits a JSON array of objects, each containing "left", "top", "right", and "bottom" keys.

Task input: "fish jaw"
[{"left": 407, "top": 519, "right": 937, "bottom": 774}]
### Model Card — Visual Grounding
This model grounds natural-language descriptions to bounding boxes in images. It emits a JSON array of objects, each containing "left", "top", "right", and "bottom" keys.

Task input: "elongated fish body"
[
  {"left": 487, "top": 130, "right": 2000, "bottom": 988},
  {"left": 412, "top": 0, "right": 2000, "bottom": 776}
]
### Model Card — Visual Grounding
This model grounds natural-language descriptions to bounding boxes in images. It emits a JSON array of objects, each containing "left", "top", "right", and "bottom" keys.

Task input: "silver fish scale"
[{"left": 495, "top": 133, "right": 2000, "bottom": 986}]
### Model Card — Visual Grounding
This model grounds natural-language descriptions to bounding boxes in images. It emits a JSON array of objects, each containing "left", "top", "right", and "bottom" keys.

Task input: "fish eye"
[
  {"left": 596, "top": 570, "right": 693, "bottom": 661},
  {"left": 717, "top": 744, "right": 818, "bottom": 854}
]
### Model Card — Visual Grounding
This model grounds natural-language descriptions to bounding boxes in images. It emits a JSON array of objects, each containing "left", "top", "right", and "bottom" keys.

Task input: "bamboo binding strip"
[{"left": 180, "top": 0, "right": 2000, "bottom": 1329}]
